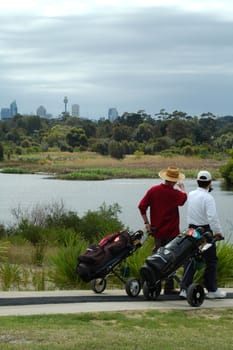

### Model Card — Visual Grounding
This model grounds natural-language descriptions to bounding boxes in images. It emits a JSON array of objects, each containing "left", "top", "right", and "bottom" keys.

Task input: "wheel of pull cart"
[
  {"left": 125, "top": 277, "right": 141, "bottom": 297},
  {"left": 142, "top": 280, "right": 162, "bottom": 300},
  {"left": 187, "top": 283, "right": 205, "bottom": 307},
  {"left": 90, "top": 278, "right": 107, "bottom": 293}
]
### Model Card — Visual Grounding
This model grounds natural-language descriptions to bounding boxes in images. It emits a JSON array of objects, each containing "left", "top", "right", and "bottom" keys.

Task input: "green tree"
[
  {"left": 166, "top": 118, "right": 189, "bottom": 142},
  {"left": 66, "top": 127, "right": 88, "bottom": 148},
  {"left": 133, "top": 123, "right": 154, "bottom": 143},
  {"left": 117, "top": 112, "right": 144, "bottom": 127},
  {"left": 43, "top": 125, "right": 68, "bottom": 148},
  {"left": 108, "top": 140, "right": 125, "bottom": 159},
  {"left": 112, "top": 125, "right": 132, "bottom": 141}
]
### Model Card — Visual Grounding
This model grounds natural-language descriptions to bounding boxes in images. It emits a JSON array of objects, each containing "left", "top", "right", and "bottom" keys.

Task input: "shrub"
[
  {"left": 78, "top": 202, "right": 124, "bottom": 243},
  {"left": 220, "top": 159, "right": 233, "bottom": 186},
  {"left": 48, "top": 233, "right": 88, "bottom": 289},
  {"left": 0, "top": 263, "right": 23, "bottom": 290}
]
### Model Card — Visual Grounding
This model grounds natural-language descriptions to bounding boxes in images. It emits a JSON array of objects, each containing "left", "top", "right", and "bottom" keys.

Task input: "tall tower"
[{"left": 64, "top": 96, "right": 68, "bottom": 113}]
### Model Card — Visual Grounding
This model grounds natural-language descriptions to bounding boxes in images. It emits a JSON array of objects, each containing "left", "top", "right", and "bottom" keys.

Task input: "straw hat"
[{"left": 158, "top": 166, "right": 185, "bottom": 182}]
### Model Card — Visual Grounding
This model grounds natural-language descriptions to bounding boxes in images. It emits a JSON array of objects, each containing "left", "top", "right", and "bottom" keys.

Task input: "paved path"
[{"left": 0, "top": 288, "right": 232, "bottom": 316}]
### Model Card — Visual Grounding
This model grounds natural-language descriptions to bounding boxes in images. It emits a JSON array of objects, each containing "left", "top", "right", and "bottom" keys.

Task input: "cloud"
[{"left": 0, "top": 1, "right": 233, "bottom": 118}]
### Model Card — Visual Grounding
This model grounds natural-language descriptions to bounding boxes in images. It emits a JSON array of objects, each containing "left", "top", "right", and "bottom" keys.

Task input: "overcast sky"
[{"left": 1, "top": 0, "right": 233, "bottom": 119}]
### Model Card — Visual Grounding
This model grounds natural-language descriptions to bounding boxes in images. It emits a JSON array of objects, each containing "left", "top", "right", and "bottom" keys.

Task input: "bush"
[
  {"left": 77, "top": 202, "right": 124, "bottom": 243},
  {"left": 220, "top": 159, "right": 233, "bottom": 186},
  {"left": 48, "top": 233, "right": 88, "bottom": 289},
  {"left": 10, "top": 201, "right": 124, "bottom": 245}
]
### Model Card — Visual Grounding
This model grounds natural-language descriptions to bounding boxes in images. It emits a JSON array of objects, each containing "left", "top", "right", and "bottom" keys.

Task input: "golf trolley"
[
  {"left": 140, "top": 227, "right": 221, "bottom": 307},
  {"left": 76, "top": 229, "right": 148, "bottom": 297}
]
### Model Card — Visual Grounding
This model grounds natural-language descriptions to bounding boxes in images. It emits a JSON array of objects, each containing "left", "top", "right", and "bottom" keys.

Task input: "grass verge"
[{"left": 0, "top": 308, "right": 232, "bottom": 349}]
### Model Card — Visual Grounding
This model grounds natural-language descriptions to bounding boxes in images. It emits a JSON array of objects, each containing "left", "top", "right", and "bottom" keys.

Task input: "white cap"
[{"left": 197, "top": 170, "right": 212, "bottom": 181}]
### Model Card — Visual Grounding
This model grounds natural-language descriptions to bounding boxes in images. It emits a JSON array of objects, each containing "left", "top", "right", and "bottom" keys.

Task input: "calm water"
[{"left": 0, "top": 173, "right": 232, "bottom": 242}]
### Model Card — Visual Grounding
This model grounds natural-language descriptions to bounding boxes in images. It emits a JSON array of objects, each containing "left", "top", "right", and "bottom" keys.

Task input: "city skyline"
[
  {"left": 1, "top": 1, "right": 233, "bottom": 118},
  {"left": 0, "top": 98, "right": 119, "bottom": 120}
]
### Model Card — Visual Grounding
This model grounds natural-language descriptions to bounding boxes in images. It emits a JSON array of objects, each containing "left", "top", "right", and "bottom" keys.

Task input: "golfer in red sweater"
[{"left": 138, "top": 166, "right": 187, "bottom": 294}]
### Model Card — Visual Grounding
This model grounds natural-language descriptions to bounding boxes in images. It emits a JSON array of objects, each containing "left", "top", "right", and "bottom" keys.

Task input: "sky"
[{"left": 1, "top": 0, "right": 233, "bottom": 119}]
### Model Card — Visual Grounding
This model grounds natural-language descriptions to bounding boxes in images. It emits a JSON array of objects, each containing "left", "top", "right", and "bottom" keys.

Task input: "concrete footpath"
[{"left": 0, "top": 288, "right": 232, "bottom": 316}]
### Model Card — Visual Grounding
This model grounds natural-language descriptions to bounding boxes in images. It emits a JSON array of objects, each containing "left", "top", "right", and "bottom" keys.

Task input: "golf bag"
[
  {"left": 76, "top": 230, "right": 132, "bottom": 282},
  {"left": 140, "top": 227, "right": 207, "bottom": 284}
]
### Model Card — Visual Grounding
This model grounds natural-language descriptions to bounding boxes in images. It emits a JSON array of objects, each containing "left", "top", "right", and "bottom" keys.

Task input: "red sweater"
[{"left": 138, "top": 183, "right": 187, "bottom": 239}]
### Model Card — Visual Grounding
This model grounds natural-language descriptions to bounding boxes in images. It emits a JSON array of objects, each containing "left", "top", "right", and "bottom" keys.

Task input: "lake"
[{"left": 0, "top": 173, "right": 232, "bottom": 242}]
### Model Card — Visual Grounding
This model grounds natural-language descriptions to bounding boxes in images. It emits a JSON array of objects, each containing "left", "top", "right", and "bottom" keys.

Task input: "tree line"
[{"left": 0, "top": 110, "right": 233, "bottom": 160}]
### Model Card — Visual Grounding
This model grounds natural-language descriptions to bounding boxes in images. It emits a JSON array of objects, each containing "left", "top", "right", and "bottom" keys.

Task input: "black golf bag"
[{"left": 140, "top": 227, "right": 207, "bottom": 285}]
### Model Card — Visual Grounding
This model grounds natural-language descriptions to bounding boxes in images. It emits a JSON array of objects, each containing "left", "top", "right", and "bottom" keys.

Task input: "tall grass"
[
  {"left": 1, "top": 152, "right": 224, "bottom": 178},
  {"left": 48, "top": 233, "right": 89, "bottom": 289},
  {"left": 0, "top": 263, "right": 23, "bottom": 290}
]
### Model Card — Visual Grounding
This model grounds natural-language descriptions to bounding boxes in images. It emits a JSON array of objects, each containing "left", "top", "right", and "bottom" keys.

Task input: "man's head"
[{"left": 197, "top": 170, "right": 212, "bottom": 188}]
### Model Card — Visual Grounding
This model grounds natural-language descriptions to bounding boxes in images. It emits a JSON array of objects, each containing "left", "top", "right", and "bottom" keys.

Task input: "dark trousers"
[
  {"left": 181, "top": 241, "right": 218, "bottom": 292},
  {"left": 153, "top": 237, "right": 175, "bottom": 291}
]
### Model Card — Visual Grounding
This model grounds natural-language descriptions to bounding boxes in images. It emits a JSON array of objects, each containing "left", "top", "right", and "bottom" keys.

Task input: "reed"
[{"left": 1, "top": 152, "right": 225, "bottom": 178}]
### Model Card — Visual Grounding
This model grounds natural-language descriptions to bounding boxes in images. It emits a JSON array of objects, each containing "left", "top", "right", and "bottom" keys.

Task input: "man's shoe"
[
  {"left": 164, "top": 289, "right": 179, "bottom": 295},
  {"left": 179, "top": 289, "right": 187, "bottom": 299},
  {"left": 206, "top": 289, "right": 227, "bottom": 299}
]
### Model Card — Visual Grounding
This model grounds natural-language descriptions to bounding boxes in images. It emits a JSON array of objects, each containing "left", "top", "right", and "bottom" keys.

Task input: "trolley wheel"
[
  {"left": 90, "top": 278, "right": 107, "bottom": 294},
  {"left": 142, "top": 280, "right": 161, "bottom": 300},
  {"left": 187, "top": 283, "right": 205, "bottom": 307},
  {"left": 125, "top": 277, "right": 141, "bottom": 297}
]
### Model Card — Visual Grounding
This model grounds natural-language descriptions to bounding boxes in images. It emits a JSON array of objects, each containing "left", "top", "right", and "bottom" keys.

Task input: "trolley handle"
[{"left": 200, "top": 235, "right": 224, "bottom": 252}]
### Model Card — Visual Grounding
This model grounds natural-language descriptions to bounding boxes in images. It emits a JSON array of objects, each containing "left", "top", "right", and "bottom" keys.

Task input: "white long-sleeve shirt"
[{"left": 187, "top": 187, "right": 223, "bottom": 234}]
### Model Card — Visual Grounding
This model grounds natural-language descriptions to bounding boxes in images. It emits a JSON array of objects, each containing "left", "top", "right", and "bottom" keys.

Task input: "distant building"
[
  {"left": 1, "top": 108, "right": 11, "bottom": 120},
  {"left": 72, "top": 104, "right": 80, "bottom": 117},
  {"left": 1, "top": 100, "right": 18, "bottom": 120},
  {"left": 36, "top": 105, "right": 47, "bottom": 118},
  {"left": 108, "top": 108, "right": 118, "bottom": 122},
  {"left": 10, "top": 100, "right": 18, "bottom": 117}
]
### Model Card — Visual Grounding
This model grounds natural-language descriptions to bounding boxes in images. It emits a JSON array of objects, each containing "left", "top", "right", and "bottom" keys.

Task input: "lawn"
[{"left": 0, "top": 308, "right": 232, "bottom": 349}]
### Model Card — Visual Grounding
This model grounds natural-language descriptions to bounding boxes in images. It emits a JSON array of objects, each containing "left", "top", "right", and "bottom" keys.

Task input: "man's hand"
[
  {"left": 145, "top": 223, "right": 151, "bottom": 232},
  {"left": 177, "top": 182, "right": 185, "bottom": 192},
  {"left": 214, "top": 233, "right": 224, "bottom": 241}
]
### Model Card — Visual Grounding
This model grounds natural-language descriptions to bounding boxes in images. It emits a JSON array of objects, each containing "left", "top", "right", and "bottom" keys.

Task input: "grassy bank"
[
  {"left": 0, "top": 152, "right": 225, "bottom": 179},
  {"left": 0, "top": 308, "right": 232, "bottom": 349}
]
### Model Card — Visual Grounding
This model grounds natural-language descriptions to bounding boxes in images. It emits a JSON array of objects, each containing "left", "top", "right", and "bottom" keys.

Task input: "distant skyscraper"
[
  {"left": 36, "top": 105, "right": 47, "bottom": 118},
  {"left": 1, "top": 108, "right": 11, "bottom": 120},
  {"left": 10, "top": 100, "right": 18, "bottom": 117},
  {"left": 108, "top": 108, "right": 118, "bottom": 121},
  {"left": 72, "top": 104, "right": 80, "bottom": 117}
]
